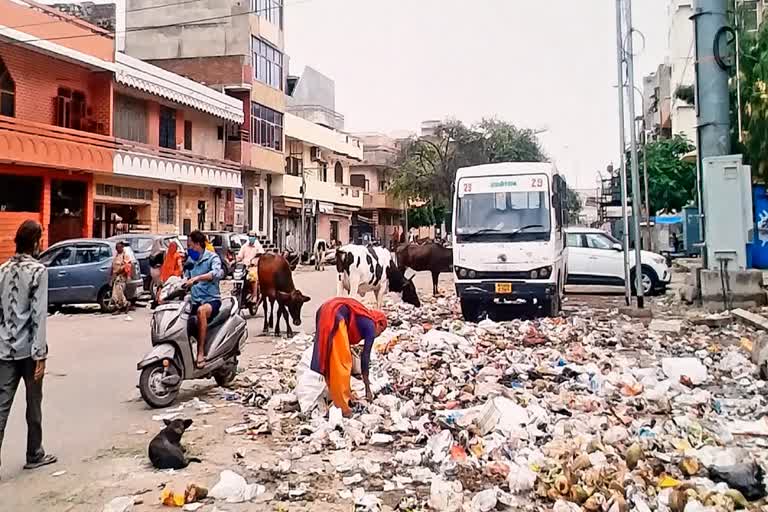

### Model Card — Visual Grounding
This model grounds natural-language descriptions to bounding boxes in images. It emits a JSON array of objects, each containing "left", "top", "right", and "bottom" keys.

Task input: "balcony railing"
[
  {"left": 287, "top": 104, "right": 345, "bottom": 131},
  {"left": 0, "top": 115, "right": 115, "bottom": 173},
  {"left": 363, "top": 191, "right": 404, "bottom": 210}
]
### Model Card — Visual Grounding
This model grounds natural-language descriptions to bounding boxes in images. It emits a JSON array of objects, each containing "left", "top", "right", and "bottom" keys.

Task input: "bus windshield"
[{"left": 456, "top": 175, "right": 551, "bottom": 237}]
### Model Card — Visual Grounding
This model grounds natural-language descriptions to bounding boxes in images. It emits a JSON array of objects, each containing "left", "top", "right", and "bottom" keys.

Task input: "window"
[
  {"left": 0, "top": 175, "right": 42, "bottom": 212},
  {"left": 334, "top": 162, "right": 344, "bottom": 184},
  {"left": 96, "top": 184, "right": 153, "bottom": 201},
  {"left": 250, "top": 102, "right": 283, "bottom": 151},
  {"left": 566, "top": 233, "right": 583, "bottom": 248},
  {"left": 41, "top": 246, "right": 74, "bottom": 267},
  {"left": 159, "top": 106, "right": 176, "bottom": 149},
  {"left": 184, "top": 120, "right": 192, "bottom": 150},
  {"left": 251, "top": 0, "right": 283, "bottom": 28},
  {"left": 0, "top": 57, "right": 15, "bottom": 117},
  {"left": 285, "top": 156, "right": 301, "bottom": 176},
  {"left": 742, "top": 1, "right": 759, "bottom": 31},
  {"left": 252, "top": 37, "right": 284, "bottom": 90},
  {"left": 330, "top": 220, "right": 339, "bottom": 243},
  {"left": 259, "top": 188, "right": 265, "bottom": 230},
  {"left": 55, "top": 88, "right": 86, "bottom": 130},
  {"left": 229, "top": 235, "right": 242, "bottom": 250},
  {"left": 321, "top": 162, "right": 328, "bottom": 182},
  {"left": 585, "top": 233, "right": 616, "bottom": 250},
  {"left": 74, "top": 245, "right": 111, "bottom": 265},
  {"left": 159, "top": 192, "right": 176, "bottom": 225},
  {"left": 114, "top": 94, "right": 147, "bottom": 143}
]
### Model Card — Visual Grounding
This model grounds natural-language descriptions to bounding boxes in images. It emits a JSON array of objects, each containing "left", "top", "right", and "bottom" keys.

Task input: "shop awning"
[{"left": 273, "top": 196, "right": 302, "bottom": 215}]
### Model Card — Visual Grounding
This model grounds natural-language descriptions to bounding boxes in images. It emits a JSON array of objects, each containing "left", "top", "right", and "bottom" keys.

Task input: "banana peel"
[
  {"left": 160, "top": 487, "right": 185, "bottom": 507},
  {"left": 658, "top": 474, "right": 682, "bottom": 489}
]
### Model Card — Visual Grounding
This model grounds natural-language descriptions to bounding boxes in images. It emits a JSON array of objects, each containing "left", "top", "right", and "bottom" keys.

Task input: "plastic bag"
[
  {"left": 709, "top": 462, "right": 767, "bottom": 501},
  {"left": 295, "top": 347, "right": 327, "bottom": 413},
  {"left": 209, "top": 470, "right": 265, "bottom": 503}
]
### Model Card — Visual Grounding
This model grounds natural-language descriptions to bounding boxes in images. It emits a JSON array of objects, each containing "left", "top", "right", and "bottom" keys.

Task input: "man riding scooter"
[
  {"left": 236, "top": 231, "right": 263, "bottom": 308},
  {"left": 184, "top": 231, "right": 225, "bottom": 369}
]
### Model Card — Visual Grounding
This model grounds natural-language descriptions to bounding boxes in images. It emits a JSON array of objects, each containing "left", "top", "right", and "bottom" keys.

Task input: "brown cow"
[
  {"left": 396, "top": 242, "right": 453, "bottom": 295},
  {"left": 257, "top": 253, "right": 310, "bottom": 336}
]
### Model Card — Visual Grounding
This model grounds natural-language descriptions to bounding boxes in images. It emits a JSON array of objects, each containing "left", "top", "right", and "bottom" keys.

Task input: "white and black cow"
[{"left": 336, "top": 244, "right": 421, "bottom": 308}]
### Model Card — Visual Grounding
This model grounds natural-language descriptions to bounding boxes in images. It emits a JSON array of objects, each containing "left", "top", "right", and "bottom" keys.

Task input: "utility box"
[{"left": 702, "top": 155, "right": 753, "bottom": 270}]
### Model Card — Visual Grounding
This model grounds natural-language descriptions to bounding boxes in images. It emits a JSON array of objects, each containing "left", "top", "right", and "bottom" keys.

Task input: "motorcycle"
[
  {"left": 136, "top": 278, "right": 248, "bottom": 408},
  {"left": 232, "top": 263, "right": 260, "bottom": 317}
]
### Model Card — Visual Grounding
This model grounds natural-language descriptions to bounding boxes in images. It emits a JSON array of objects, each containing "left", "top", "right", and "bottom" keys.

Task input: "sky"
[{"left": 285, "top": 0, "right": 671, "bottom": 190}]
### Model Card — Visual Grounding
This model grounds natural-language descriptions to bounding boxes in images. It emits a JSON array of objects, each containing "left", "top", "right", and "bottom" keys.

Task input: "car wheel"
[
  {"left": 97, "top": 286, "right": 113, "bottom": 313},
  {"left": 631, "top": 266, "right": 659, "bottom": 296}
]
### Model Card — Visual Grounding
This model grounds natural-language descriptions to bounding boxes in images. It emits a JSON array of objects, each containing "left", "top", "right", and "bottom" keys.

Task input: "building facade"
[
  {"left": 350, "top": 133, "right": 405, "bottom": 248},
  {"left": 122, "top": 0, "right": 287, "bottom": 240},
  {"left": 0, "top": 0, "right": 244, "bottom": 260},
  {"left": 667, "top": 0, "right": 697, "bottom": 141}
]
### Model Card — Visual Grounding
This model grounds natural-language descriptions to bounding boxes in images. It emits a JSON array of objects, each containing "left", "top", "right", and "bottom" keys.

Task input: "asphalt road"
[{"left": 0, "top": 267, "right": 342, "bottom": 480}]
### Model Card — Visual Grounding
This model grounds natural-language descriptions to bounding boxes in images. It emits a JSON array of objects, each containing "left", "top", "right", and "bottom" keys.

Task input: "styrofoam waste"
[
  {"left": 661, "top": 357, "right": 708, "bottom": 385},
  {"left": 429, "top": 478, "right": 463, "bottom": 512}
]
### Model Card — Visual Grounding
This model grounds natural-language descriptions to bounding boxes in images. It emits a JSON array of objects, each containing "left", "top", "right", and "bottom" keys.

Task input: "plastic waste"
[
  {"left": 507, "top": 462, "right": 537, "bottom": 493},
  {"left": 295, "top": 347, "right": 327, "bottom": 413},
  {"left": 429, "top": 478, "right": 463, "bottom": 512},
  {"left": 470, "top": 488, "right": 498, "bottom": 512},
  {"left": 709, "top": 462, "right": 767, "bottom": 501},
  {"left": 209, "top": 470, "right": 265, "bottom": 503},
  {"left": 661, "top": 357, "right": 708, "bottom": 385}
]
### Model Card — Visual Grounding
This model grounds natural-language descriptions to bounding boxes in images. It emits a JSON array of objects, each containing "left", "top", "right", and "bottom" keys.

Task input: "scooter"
[
  {"left": 232, "top": 263, "right": 260, "bottom": 317},
  {"left": 137, "top": 278, "right": 248, "bottom": 408}
]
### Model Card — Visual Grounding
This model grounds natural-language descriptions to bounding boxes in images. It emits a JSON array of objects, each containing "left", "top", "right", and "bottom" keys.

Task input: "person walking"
[
  {"left": 310, "top": 297, "right": 387, "bottom": 416},
  {"left": 0, "top": 220, "right": 57, "bottom": 475},
  {"left": 110, "top": 242, "right": 131, "bottom": 314}
]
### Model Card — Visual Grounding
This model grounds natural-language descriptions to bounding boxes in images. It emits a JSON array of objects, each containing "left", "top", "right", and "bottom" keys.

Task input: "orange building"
[{"left": 0, "top": 0, "right": 245, "bottom": 261}]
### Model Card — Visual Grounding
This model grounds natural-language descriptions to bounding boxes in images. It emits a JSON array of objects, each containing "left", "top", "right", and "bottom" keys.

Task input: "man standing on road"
[
  {"left": 285, "top": 230, "right": 297, "bottom": 254},
  {"left": 185, "top": 231, "right": 224, "bottom": 369},
  {"left": 110, "top": 242, "right": 130, "bottom": 314},
  {"left": 0, "top": 220, "right": 57, "bottom": 475}
]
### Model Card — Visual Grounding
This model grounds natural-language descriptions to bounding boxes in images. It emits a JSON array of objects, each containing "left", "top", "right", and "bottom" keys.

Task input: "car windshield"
[
  {"left": 127, "top": 238, "right": 153, "bottom": 253},
  {"left": 457, "top": 176, "right": 550, "bottom": 236}
]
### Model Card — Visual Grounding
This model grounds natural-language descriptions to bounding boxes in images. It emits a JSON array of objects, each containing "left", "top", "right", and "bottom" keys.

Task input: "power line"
[
  {"left": 4, "top": 0, "right": 205, "bottom": 32},
  {"left": 0, "top": 0, "right": 313, "bottom": 46}
]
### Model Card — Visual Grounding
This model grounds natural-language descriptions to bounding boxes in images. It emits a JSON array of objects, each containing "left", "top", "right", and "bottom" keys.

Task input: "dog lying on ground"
[{"left": 148, "top": 418, "right": 201, "bottom": 469}]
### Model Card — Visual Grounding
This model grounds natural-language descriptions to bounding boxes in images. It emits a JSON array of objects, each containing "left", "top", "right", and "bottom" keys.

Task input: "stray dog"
[{"left": 148, "top": 418, "right": 201, "bottom": 470}]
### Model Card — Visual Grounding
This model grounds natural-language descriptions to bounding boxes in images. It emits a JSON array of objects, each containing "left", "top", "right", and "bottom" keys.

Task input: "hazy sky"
[{"left": 286, "top": 0, "right": 671, "bottom": 190}]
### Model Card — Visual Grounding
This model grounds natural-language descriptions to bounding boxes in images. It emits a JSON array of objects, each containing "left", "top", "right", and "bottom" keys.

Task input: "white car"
[{"left": 565, "top": 227, "right": 671, "bottom": 295}]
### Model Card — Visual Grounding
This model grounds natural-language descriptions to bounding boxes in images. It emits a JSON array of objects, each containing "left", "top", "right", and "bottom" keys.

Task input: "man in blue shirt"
[{"left": 184, "top": 230, "right": 224, "bottom": 369}]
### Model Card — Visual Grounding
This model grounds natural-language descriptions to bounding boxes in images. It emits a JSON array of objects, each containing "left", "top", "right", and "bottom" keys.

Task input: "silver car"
[{"left": 39, "top": 239, "right": 144, "bottom": 312}]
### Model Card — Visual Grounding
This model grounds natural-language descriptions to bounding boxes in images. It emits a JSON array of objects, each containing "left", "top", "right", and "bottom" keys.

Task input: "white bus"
[{"left": 452, "top": 162, "right": 568, "bottom": 319}]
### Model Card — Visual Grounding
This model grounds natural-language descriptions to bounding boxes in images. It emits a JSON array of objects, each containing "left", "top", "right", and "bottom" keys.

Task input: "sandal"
[{"left": 24, "top": 454, "right": 57, "bottom": 470}]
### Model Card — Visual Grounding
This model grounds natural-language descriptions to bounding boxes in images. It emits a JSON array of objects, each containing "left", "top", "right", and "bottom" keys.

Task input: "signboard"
[
  {"left": 457, "top": 174, "right": 549, "bottom": 197},
  {"left": 318, "top": 202, "right": 334, "bottom": 214}
]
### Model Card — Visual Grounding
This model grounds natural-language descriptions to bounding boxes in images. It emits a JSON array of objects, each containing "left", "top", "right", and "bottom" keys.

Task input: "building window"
[
  {"left": 252, "top": 37, "right": 284, "bottom": 90},
  {"left": 285, "top": 156, "right": 301, "bottom": 176},
  {"left": 159, "top": 106, "right": 176, "bottom": 149},
  {"left": 0, "top": 58, "right": 15, "bottom": 117},
  {"left": 114, "top": 94, "right": 147, "bottom": 143},
  {"left": 96, "top": 184, "right": 153, "bottom": 201},
  {"left": 0, "top": 175, "right": 41, "bottom": 212},
  {"left": 159, "top": 192, "right": 176, "bottom": 225},
  {"left": 251, "top": 0, "right": 283, "bottom": 28},
  {"left": 742, "top": 1, "right": 759, "bottom": 31},
  {"left": 184, "top": 120, "right": 192, "bottom": 150},
  {"left": 320, "top": 162, "right": 328, "bottom": 182},
  {"left": 250, "top": 102, "right": 283, "bottom": 151},
  {"left": 334, "top": 162, "right": 344, "bottom": 184},
  {"left": 55, "top": 87, "right": 86, "bottom": 130}
]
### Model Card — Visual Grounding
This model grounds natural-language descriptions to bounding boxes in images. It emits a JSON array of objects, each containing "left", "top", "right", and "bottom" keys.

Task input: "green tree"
[
  {"left": 731, "top": 11, "right": 768, "bottom": 179},
  {"left": 632, "top": 135, "right": 697, "bottom": 215},
  {"left": 565, "top": 186, "right": 583, "bottom": 224},
  {"left": 388, "top": 119, "right": 549, "bottom": 228}
]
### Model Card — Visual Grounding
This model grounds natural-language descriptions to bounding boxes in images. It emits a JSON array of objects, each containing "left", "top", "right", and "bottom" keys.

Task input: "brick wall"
[
  {"left": 146, "top": 56, "right": 248, "bottom": 88},
  {"left": 0, "top": 44, "right": 112, "bottom": 134}
]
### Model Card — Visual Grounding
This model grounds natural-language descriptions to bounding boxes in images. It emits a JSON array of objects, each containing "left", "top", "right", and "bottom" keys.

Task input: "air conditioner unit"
[{"left": 310, "top": 146, "right": 322, "bottom": 161}]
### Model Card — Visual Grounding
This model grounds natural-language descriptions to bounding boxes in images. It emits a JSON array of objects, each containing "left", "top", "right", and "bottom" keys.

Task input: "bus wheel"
[{"left": 460, "top": 298, "right": 481, "bottom": 323}]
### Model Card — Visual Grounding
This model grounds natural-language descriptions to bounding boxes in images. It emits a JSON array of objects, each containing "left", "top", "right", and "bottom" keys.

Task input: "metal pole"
[
  {"left": 642, "top": 127, "right": 650, "bottom": 244},
  {"left": 615, "top": 0, "right": 632, "bottom": 306},
  {"left": 300, "top": 170, "right": 306, "bottom": 256},
  {"left": 624, "top": 0, "right": 645, "bottom": 308},
  {"left": 734, "top": 0, "right": 744, "bottom": 143}
]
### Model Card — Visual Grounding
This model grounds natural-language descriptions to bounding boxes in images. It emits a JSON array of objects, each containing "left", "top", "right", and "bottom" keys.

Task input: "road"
[
  {"left": 0, "top": 265, "right": 646, "bottom": 485},
  {"left": 0, "top": 267, "right": 341, "bottom": 480}
]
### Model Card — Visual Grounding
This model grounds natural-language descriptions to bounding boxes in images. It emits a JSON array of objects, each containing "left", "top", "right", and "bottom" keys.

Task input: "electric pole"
[
  {"left": 624, "top": 0, "right": 646, "bottom": 308},
  {"left": 615, "top": 0, "right": 632, "bottom": 306}
]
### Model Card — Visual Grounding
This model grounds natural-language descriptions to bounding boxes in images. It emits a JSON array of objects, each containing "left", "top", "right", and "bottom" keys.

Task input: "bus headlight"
[
  {"left": 539, "top": 266, "right": 551, "bottom": 278},
  {"left": 530, "top": 270, "right": 539, "bottom": 279},
  {"left": 468, "top": 270, "right": 477, "bottom": 279},
  {"left": 458, "top": 267, "right": 468, "bottom": 278}
]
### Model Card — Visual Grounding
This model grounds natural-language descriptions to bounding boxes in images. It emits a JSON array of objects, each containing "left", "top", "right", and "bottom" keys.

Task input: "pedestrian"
[
  {"left": 0, "top": 220, "right": 57, "bottom": 475},
  {"left": 309, "top": 297, "right": 387, "bottom": 416},
  {"left": 110, "top": 242, "right": 131, "bottom": 314}
]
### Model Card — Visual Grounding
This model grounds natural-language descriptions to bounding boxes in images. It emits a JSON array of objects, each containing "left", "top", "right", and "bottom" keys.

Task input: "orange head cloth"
[
  {"left": 160, "top": 241, "right": 182, "bottom": 282},
  {"left": 369, "top": 310, "right": 388, "bottom": 334}
]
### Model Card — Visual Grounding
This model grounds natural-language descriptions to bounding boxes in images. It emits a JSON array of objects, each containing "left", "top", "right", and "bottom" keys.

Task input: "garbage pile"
[{"left": 234, "top": 296, "right": 768, "bottom": 511}]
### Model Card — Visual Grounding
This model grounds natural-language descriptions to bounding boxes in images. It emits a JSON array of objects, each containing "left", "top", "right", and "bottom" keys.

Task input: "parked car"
[
  {"left": 202, "top": 231, "right": 245, "bottom": 275},
  {"left": 109, "top": 234, "right": 185, "bottom": 290},
  {"left": 565, "top": 227, "right": 671, "bottom": 295},
  {"left": 39, "top": 239, "right": 144, "bottom": 312}
]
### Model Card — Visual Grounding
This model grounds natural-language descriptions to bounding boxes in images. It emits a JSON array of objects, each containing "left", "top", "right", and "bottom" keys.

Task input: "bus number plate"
[{"left": 495, "top": 283, "right": 512, "bottom": 294}]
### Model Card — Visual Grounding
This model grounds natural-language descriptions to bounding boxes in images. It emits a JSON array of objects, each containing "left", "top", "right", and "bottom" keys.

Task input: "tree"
[
  {"left": 389, "top": 119, "right": 549, "bottom": 227},
  {"left": 565, "top": 186, "right": 582, "bottom": 224},
  {"left": 632, "top": 135, "right": 697, "bottom": 215}
]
